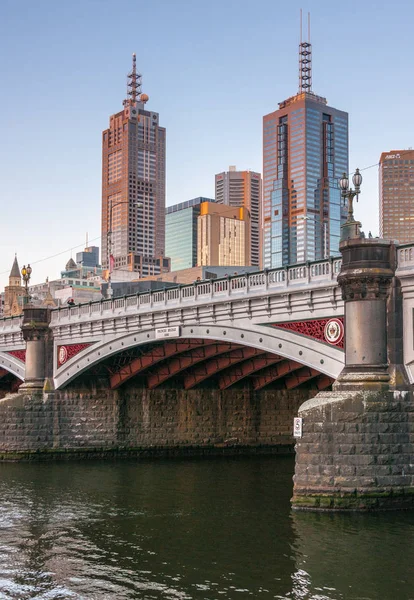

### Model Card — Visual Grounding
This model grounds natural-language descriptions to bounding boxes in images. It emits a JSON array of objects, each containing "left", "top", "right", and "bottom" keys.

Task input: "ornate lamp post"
[
  {"left": 107, "top": 201, "right": 143, "bottom": 299},
  {"left": 338, "top": 168, "right": 363, "bottom": 241},
  {"left": 21, "top": 264, "right": 32, "bottom": 304}
]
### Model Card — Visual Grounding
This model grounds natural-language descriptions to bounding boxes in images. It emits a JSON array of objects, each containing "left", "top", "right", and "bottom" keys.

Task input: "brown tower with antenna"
[{"left": 101, "top": 55, "right": 169, "bottom": 278}]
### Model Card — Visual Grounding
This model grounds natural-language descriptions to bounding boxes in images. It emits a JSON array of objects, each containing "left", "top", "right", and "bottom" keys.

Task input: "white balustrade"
[
  {"left": 46, "top": 259, "right": 346, "bottom": 327},
  {"left": 398, "top": 244, "right": 414, "bottom": 268},
  {"left": 2, "top": 248, "right": 413, "bottom": 346}
]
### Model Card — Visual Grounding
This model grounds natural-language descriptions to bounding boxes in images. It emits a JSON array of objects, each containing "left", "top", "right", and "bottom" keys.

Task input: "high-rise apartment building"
[
  {"left": 197, "top": 203, "right": 250, "bottom": 267},
  {"left": 263, "top": 21, "right": 348, "bottom": 268},
  {"left": 215, "top": 167, "right": 262, "bottom": 267},
  {"left": 166, "top": 197, "right": 215, "bottom": 271},
  {"left": 101, "top": 55, "right": 169, "bottom": 278},
  {"left": 379, "top": 150, "right": 414, "bottom": 243}
]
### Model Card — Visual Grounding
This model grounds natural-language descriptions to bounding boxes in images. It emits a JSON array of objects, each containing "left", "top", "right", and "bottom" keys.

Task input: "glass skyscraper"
[
  {"left": 165, "top": 198, "right": 214, "bottom": 271},
  {"left": 262, "top": 39, "right": 348, "bottom": 268}
]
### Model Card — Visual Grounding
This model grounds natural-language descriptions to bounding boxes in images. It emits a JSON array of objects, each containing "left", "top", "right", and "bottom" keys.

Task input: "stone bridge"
[
  {"left": 2, "top": 244, "right": 414, "bottom": 395},
  {"left": 0, "top": 257, "right": 347, "bottom": 394},
  {"left": 0, "top": 236, "right": 414, "bottom": 511}
]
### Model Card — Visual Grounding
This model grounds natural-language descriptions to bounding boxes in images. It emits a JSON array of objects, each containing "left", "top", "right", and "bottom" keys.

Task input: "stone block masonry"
[
  {"left": 0, "top": 385, "right": 317, "bottom": 460},
  {"left": 292, "top": 390, "right": 414, "bottom": 510}
]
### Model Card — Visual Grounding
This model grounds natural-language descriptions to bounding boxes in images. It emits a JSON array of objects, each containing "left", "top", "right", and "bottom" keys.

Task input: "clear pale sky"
[{"left": 1, "top": 0, "right": 413, "bottom": 289}]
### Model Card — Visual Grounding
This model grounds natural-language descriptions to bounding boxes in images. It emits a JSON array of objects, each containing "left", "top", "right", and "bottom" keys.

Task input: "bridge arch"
[
  {"left": 0, "top": 351, "right": 25, "bottom": 381},
  {"left": 54, "top": 322, "right": 344, "bottom": 390}
]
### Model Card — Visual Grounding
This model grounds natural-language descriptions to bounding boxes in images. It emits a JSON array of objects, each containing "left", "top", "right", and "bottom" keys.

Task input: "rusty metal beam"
[
  {"left": 110, "top": 339, "right": 214, "bottom": 389},
  {"left": 314, "top": 374, "right": 334, "bottom": 391},
  {"left": 184, "top": 347, "right": 264, "bottom": 389},
  {"left": 147, "top": 342, "right": 238, "bottom": 389},
  {"left": 218, "top": 354, "right": 283, "bottom": 390},
  {"left": 252, "top": 360, "right": 303, "bottom": 390},
  {"left": 285, "top": 367, "right": 320, "bottom": 389},
  {"left": 10, "top": 379, "right": 21, "bottom": 393}
]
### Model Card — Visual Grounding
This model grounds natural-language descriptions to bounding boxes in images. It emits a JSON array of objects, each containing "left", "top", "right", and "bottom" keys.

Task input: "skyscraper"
[
  {"left": 379, "top": 149, "right": 414, "bottom": 243},
  {"left": 101, "top": 55, "right": 169, "bottom": 278},
  {"left": 262, "top": 16, "right": 348, "bottom": 268},
  {"left": 215, "top": 167, "right": 262, "bottom": 267},
  {"left": 166, "top": 197, "right": 214, "bottom": 271},
  {"left": 197, "top": 203, "right": 250, "bottom": 267}
]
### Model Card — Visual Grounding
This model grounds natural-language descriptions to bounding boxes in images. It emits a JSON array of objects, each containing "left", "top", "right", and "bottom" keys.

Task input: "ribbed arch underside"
[
  {"left": 0, "top": 351, "right": 25, "bottom": 386},
  {"left": 0, "top": 366, "right": 22, "bottom": 394},
  {"left": 66, "top": 338, "right": 333, "bottom": 392}
]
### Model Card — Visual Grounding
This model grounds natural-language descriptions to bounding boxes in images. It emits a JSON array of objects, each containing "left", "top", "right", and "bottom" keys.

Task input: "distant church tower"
[{"left": 3, "top": 256, "right": 25, "bottom": 316}]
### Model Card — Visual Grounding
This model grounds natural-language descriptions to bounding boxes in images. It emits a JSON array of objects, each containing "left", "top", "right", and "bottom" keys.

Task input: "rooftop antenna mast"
[
  {"left": 299, "top": 9, "right": 312, "bottom": 93},
  {"left": 123, "top": 53, "right": 142, "bottom": 107}
]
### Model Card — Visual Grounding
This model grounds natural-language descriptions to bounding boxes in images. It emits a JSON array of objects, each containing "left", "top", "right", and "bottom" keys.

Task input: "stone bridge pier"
[
  {"left": 20, "top": 306, "right": 53, "bottom": 392},
  {"left": 292, "top": 235, "right": 414, "bottom": 510}
]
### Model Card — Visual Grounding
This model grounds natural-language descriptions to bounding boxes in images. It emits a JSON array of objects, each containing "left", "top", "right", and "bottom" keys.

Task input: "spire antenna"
[
  {"left": 299, "top": 10, "right": 312, "bottom": 93},
  {"left": 123, "top": 53, "right": 142, "bottom": 107}
]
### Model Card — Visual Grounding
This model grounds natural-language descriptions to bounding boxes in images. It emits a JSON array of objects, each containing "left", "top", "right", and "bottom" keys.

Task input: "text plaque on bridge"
[{"left": 155, "top": 326, "right": 181, "bottom": 339}]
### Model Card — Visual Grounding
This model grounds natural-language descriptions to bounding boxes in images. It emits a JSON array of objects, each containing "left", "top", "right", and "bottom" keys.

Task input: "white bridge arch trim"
[
  {"left": 53, "top": 322, "right": 344, "bottom": 390},
  {"left": 0, "top": 351, "right": 25, "bottom": 381}
]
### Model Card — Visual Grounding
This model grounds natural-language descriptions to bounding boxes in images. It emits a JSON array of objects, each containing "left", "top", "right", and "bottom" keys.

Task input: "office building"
[
  {"left": 76, "top": 245, "right": 100, "bottom": 268},
  {"left": 197, "top": 202, "right": 250, "bottom": 267},
  {"left": 165, "top": 197, "right": 214, "bottom": 271},
  {"left": 101, "top": 54, "right": 169, "bottom": 278},
  {"left": 263, "top": 19, "right": 348, "bottom": 268},
  {"left": 379, "top": 149, "right": 414, "bottom": 243},
  {"left": 215, "top": 167, "right": 262, "bottom": 267}
]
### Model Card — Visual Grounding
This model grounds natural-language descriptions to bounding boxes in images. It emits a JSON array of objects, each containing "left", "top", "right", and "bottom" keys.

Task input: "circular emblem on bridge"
[
  {"left": 324, "top": 318, "right": 344, "bottom": 345},
  {"left": 58, "top": 346, "right": 68, "bottom": 366}
]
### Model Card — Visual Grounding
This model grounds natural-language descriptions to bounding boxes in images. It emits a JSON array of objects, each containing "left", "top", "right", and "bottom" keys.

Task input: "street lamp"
[
  {"left": 338, "top": 168, "right": 363, "bottom": 240},
  {"left": 339, "top": 168, "right": 362, "bottom": 223},
  {"left": 21, "top": 264, "right": 32, "bottom": 304},
  {"left": 107, "top": 200, "right": 143, "bottom": 298}
]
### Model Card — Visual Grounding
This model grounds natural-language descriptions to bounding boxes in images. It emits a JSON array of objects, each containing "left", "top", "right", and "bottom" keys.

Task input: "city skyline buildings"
[
  {"left": 1, "top": 1, "right": 413, "bottom": 290},
  {"left": 197, "top": 202, "right": 250, "bottom": 267},
  {"left": 101, "top": 54, "right": 169, "bottom": 279},
  {"left": 165, "top": 197, "right": 215, "bottom": 271},
  {"left": 262, "top": 14, "right": 348, "bottom": 268},
  {"left": 215, "top": 167, "right": 262, "bottom": 267},
  {"left": 379, "top": 149, "right": 414, "bottom": 243}
]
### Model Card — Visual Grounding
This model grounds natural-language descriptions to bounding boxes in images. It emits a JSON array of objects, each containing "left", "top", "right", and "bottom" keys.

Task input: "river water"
[{"left": 0, "top": 456, "right": 413, "bottom": 600}]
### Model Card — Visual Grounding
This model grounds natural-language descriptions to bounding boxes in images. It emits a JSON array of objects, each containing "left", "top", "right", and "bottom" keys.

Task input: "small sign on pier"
[{"left": 293, "top": 417, "right": 303, "bottom": 438}]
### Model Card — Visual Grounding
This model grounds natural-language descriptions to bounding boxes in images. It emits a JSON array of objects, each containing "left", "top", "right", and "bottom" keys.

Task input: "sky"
[{"left": 1, "top": 0, "right": 413, "bottom": 289}]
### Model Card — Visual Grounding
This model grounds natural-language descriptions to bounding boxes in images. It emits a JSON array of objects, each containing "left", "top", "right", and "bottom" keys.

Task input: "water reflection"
[
  {"left": 289, "top": 510, "right": 414, "bottom": 600},
  {"left": 0, "top": 458, "right": 413, "bottom": 599},
  {"left": 0, "top": 458, "right": 297, "bottom": 599}
]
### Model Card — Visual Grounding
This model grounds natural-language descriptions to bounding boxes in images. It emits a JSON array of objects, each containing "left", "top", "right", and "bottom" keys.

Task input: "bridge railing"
[
  {"left": 397, "top": 243, "right": 414, "bottom": 268},
  {"left": 2, "top": 247, "right": 413, "bottom": 330},
  {"left": 0, "top": 315, "right": 23, "bottom": 335},
  {"left": 49, "top": 257, "right": 342, "bottom": 324}
]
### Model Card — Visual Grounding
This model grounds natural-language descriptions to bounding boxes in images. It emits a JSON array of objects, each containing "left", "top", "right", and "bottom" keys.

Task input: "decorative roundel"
[
  {"left": 324, "top": 318, "right": 344, "bottom": 346},
  {"left": 58, "top": 346, "right": 68, "bottom": 366}
]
